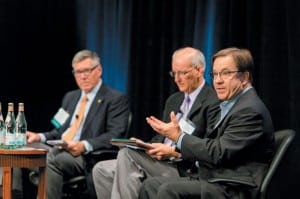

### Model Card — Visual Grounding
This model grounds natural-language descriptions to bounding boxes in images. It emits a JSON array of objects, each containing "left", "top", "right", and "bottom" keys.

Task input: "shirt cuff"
[
  {"left": 176, "top": 133, "right": 186, "bottom": 150},
  {"left": 82, "top": 140, "right": 93, "bottom": 154},
  {"left": 38, "top": 133, "right": 46, "bottom": 143}
]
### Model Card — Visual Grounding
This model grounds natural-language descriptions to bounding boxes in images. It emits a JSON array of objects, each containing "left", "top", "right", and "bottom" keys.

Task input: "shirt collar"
[
  {"left": 219, "top": 86, "right": 253, "bottom": 116},
  {"left": 185, "top": 79, "right": 206, "bottom": 104},
  {"left": 81, "top": 78, "right": 102, "bottom": 101}
]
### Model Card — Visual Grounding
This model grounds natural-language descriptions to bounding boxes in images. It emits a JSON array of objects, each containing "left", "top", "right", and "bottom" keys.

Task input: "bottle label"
[
  {"left": 15, "top": 126, "right": 27, "bottom": 146},
  {"left": 4, "top": 133, "right": 15, "bottom": 146},
  {"left": 0, "top": 128, "right": 4, "bottom": 146},
  {"left": 15, "top": 133, "right": 26, "bottom": 146}
]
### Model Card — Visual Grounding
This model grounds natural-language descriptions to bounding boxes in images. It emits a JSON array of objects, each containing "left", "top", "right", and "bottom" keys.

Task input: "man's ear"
[
  {"left": 241, "top": 71, "right": 250, "bottom": 86},
  {"left": 197, "top": 66, "right": 205, "bottom": 76}
]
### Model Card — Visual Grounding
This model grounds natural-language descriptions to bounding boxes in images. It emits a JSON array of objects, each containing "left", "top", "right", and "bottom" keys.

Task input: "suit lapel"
[
  {"left": 207, "top": 88, "right": 255, "bottom": 137},
  {"left": 205, "top": 102, "right": 221, "bottom": 138},
  {"left": 170, "top": 93, "right": 184, "bottom": 116},
  {"left": 81, "top": 85, "right": 106, "bottom": 133},
  {"left": 186, "top": 85, "right": 211, "bottom": 119}
]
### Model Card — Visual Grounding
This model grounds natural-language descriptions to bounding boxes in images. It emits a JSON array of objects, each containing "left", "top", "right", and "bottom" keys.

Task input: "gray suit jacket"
[{"left": 181, "top": 88, "right": 274, "bottom": 198}]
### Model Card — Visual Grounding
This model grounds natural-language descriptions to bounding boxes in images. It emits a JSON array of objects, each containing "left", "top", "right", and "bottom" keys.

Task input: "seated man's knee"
[
  {"left": 157, "top": 182, "right": 175, "bottom": 197},
  {"left": 117, "top": 147, "right": 130, "bottom": 156},
  {"left": 93, "top": 159, "right": 116, "bottom": 177}
]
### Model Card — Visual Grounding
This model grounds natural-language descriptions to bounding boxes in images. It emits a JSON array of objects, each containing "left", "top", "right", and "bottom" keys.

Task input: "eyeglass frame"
[
  {"left": 169, "top": 67, "right": 197, "bottom": 78},
  {"left": 72, "top": 64, "right": 99, "bottom": 77},
  {"left": 209, "top": 70, "right": 242, "bottom": 80}
]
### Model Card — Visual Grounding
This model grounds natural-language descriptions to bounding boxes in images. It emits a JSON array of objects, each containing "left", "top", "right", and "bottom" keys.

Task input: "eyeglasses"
[
  {"left": 169, "top": 68, "right": 194, "bottom": 78},
  {"left": 210, "top": 70, "right": 241, "bottom": 80},
  {"left": 72, "top": 64, "right": 98, "bottom": 77}
]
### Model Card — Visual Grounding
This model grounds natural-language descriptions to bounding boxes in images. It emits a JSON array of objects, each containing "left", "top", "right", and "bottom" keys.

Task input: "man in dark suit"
[
  {"left": 92, "top": 47, "right": 218, "bottom": 199},
  {"left": 26, "top": 49, "right": 130, "bottom": 199},
  {"left": 141, "top": 47, "right": 274, "bottom": 199}
]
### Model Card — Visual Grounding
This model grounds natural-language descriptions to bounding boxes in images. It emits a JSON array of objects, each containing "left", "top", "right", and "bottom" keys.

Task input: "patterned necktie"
[
  {"left": 182, "top": 95, "right": 191, "bottom": 119},
  {"left": 63, "top": 95, "right": 88, "bottom": 141}
]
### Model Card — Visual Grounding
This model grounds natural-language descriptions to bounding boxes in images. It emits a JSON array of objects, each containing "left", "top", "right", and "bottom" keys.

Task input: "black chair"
[
  {"left": 259, "top": 129, "right": 295, "bottom": 199},
  {"left": 62, "top": 111, "right": 132, "bottom": 198},
  {"left": 207, "top": 129, "right": 295, "bottom": 199}
]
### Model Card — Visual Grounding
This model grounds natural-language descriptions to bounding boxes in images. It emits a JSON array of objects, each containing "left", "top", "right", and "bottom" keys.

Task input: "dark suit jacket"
[
  {"left": 43, "top": 83, "right": 130, "bottom": 163},
  {"left": 181, "top": 88, "right": 274, "bottom": 198},
  {"left": 150, "top": 83, "right": 218, "bottom": 175}
]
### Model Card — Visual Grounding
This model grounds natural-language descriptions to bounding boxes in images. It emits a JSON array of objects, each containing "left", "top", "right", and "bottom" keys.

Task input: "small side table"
[{"left": 0, "top": 145, "right": 48, "bottom": 199}]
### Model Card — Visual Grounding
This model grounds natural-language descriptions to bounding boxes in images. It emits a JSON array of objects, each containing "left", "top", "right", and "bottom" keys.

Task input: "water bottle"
[
  {"left": 4, "top": 102, "right": 16, "bottom": 149},
  {"left": 15, "top": 102, "right": 27, "bottom": 147}
]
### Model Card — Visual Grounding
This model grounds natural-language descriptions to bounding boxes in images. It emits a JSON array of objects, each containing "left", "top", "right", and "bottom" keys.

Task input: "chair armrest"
[
  {"left": 208, "top": 177, "right": 257, "bottom": 188},
  {"left": 64, "top": 175, "right": 86, "bottom": 186},
  {"left": 84, "top": 149, "right": 119, "bottom": 169},
  {"left": 90, "top": 149, "right": 119, "bottom": 156},
  {"left": 89, "top": 149, "right": 119, "bottom": 161}
]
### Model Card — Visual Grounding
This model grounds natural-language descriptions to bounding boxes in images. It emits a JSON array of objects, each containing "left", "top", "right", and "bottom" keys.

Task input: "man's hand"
[
  {"left": 26, "top": 131, "right": 41, "bottom": 143},
  {"left": 146, "top": 143, "right": 180, "bottom": 160},
  {"left": 146, "top": 111, "right": 182, "bottom": 142},
  {"left": 65, "top": 141, "right": 86, "bottom": 157}
]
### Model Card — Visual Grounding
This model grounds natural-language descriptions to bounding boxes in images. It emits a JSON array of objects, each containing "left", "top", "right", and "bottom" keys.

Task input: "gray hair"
[
  {"left": 172, "top": 47, "right": 206, "bottom": 71},
  {"left": 72, "top": 49, "right": 100, "bottom": 68}
]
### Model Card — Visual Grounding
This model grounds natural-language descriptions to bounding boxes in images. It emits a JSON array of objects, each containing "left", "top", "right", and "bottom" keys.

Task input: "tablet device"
[
  {"left": 110, "top": 138, "right": 153, "bottom": 150},
  {"left": 46, "top": 140, "right": 68, "bottom": 147}
]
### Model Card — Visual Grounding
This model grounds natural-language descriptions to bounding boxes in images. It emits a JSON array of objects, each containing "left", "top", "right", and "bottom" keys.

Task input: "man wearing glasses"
[
  {"left": 140, "top": 47, "right": 274, "bottom": 199},
  {"left": 92, "top": 47, "right": 218, "bottom": 199},
  {"left": 25, "top": 49, "right": 130, "bottom": 199}
]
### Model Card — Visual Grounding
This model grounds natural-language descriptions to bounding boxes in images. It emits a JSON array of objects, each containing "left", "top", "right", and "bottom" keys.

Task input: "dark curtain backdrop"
[
  {"left": 0, "top": 0, "right": 78, "bottom": 130},
  {"left": 75, "top": 0, "right": 132, "bottom": 93},
  {"left": 0, "top": 0, "right": 299, "bottom": 198}
]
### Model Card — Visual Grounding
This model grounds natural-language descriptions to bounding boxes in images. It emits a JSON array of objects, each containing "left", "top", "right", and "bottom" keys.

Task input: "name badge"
[
  {"left": 179, "top": 119, "right": 195, "bottom": 135},
  {"left": 51, "top": 108, "right": 70, "bottom": 129}
]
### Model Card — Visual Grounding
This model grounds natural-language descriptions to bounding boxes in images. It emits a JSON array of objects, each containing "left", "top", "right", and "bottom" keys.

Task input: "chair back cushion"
[{"left": 260, "top": 129, "right": 295, "bottom": 199}]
